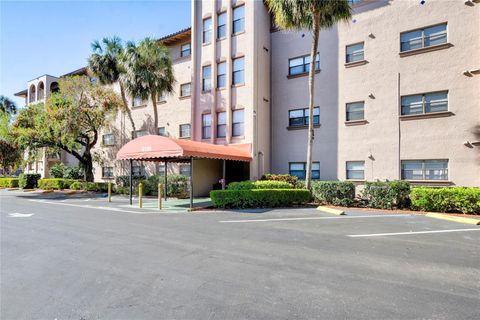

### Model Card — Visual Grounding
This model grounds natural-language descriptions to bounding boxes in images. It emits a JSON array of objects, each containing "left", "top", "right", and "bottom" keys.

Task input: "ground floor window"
[
  {"left": 289, "top": 162, "right": 320, "bottom": 180},
  {"left": 132, "top": 165, "right": 144, "bottom": 177},
  {"left": 158, "top": 127, "right": 167, "bottom": 136},
  {"left": 180, "top": 164, "right": 191, "bottom": 176},
  {"left": 179, "top": 124, "right": 191, "bottom": 138},
  {"left": 346, "top": 161, "right": 364, "bottom": 180},
  {"left": 202, "top": 114, "right": 212, "bottom": 139},
  {"left": 102, "top": 166, "right": 114, "bottom": 178},
  {"left": 232, "top": 109, "right": 244, "bottom": 137},
  {"left": 158, "top": 164, "right": 165, "bottom": 175},
  {"left": 102, "top": 133, "right": 115, "bottom": 146},
  {"left": 132, "top": 130, "right": 148, "bottom": 139},
  {"left": 401, "top": 159, "right": 448, "bottom": 180},
  {"left": 217, "top": 112, "right": 226, "bottom": 138}
]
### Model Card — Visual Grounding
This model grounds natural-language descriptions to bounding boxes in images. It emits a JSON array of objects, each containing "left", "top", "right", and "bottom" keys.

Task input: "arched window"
[
  {"left": 29, "top": 84, "right": 36, "bottom": 103},
  {"left": 50, "top": 82, "right": 59, "bottom": 93},
  {"left": 37, "top": 81, "right": 45, "bottom": 100}
]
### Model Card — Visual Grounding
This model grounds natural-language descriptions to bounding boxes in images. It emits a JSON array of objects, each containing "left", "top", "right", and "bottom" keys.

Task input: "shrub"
[
  {"left": 70, "top": 181, "right": 85, "bottom": 190},
  {"left": 63, "top": 166, "right": 84, "bottom": 179},
  {"left": 362, "top": 181, "right": 410, "bottom": 209},
  {"left": 0, "top": 178, "right": 19, "bottom": 188},
  {"left": 311, "top": 181, "right": 355, "bottom": 207},
  {"left": 62, "top": 179, "right": 79, "bottom": 189},
  {"left": 19, "top": 173, "right": 41, "bottom": 189},
  {"left": 83, "top": 182, "right": 108, "bottom": 192},
  {"left": 166, "top": 175, "right": 189, "bottom": 198},
  {"left": 38, "top": 178, "right": 65, "bottom": 190},
  {"left": 228, "top": 180, "right": 293, "bottom": 190},
  {"left": 261, "top": 174, "right": 298, "bottom": 187},
  {"left": 410, "top": 187, "right": 480, "bottom": 214},
  {"left": 116, "top": 175, "right": 146, "bottom": 187},
  {"left": 49, "top": 163, "right": 66, "bottom": 178},
  {"left": 210, "top": 189, "right": 311, "bottom": 208}
]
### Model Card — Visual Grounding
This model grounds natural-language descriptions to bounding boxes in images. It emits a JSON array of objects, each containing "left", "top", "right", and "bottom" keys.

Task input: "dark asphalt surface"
[{"left": 1, "top": 190, "right": 479, "bottom": 320}]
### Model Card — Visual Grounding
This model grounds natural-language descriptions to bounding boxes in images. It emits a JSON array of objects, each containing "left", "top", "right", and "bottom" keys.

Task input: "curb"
[
  {"left": 63, "top": 190, "right": 78, "bottom": 195},
  {"left": 425, "top": 212, "right": 480, "bottom": 225},
  {"left": 23, "top": 189, "right": 37, "bottom": 192},
  {"left": 7, "top": 188, "right": 19, "bottom": 191},
  {"left": 317, "top": 206, "right": 346, "bottom": 215},
  {"left": 41, "top": 190, "right": 54, "bottom": 194}
]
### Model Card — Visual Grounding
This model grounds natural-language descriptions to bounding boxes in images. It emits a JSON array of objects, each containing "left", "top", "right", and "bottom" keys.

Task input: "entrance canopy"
[{"left": 116, "top": 135, "right": 252, "bottom": 162}]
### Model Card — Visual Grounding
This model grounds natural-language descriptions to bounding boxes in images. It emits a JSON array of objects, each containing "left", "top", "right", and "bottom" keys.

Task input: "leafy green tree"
[
  {"left": 120, "top": 38, "right": 175, "bottom": 131},
  {"left": 0, "top": 95, "right": 17, "bottom": 115},
  {"left": 13, "top": 76, "right": 123, "bottom": 181},
  {"left": 0, "top": 110, "right": 22, "bottom": 175},
  {"left": 88, "top": 36, "right": 136, "bottom": 132},
  {"left": 266, "top": 0, "right": 351, "bottom": 189}
]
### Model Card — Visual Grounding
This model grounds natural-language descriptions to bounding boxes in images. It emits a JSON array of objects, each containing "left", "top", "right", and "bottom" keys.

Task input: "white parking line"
[
  {"left": 219, "top": 214, "right": 413, "bottom": 223},
  {"left": 28, "top": 199, "right": 150, "bottom": 214},
  {"left": 8, "top": 213, "right": 34, "bottom": 218},
  {"left": 348, "top": 228, "right": 480, "bottom": 238}
]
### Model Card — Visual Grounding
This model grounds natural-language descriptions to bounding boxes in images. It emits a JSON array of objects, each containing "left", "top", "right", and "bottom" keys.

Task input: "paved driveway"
[{"left": 1, "top": 190, "right": 479, "bottom": 319}]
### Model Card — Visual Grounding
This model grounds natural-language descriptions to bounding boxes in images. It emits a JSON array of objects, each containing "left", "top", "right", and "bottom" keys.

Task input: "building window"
[
  {"left": 132, "top": 96, "right": 144, "bottom": 107},
  {"left": 289, "top": 162, "right": 320, "bottom": 180},
  {"left": 288, "top": 54, "right": 320, "bottom": 76},
  {"left": 348, "top": 0, "right": 363, "bottom": 5},
  {"left": 288, "top": 107, "right": 320, "bottom": 127},
  {"left": 180, "top": 164, "right": 191, "bottom": 176},
  {"left": 346, "top": 161, "right": 365, "bottom": 180},
  {"left": 203, "top": 18, "right": 212, "bottom": 44},
  {"left": 102, "top": 167, "right": 114, "bottom": 178},
  {"left": 158, "top": 164, "right": 165, "bottom": 175},
  {"left": 217, "top": 12, "right": 227, "bottom": 39},
  {"left": 232, "top": 57, "right": 245, "bottom": 85},
  {"left": 157, "top": 93, "right": 166, "bottom": 103},
  {"left": 232, "top": 109, "right": 244, "bottom": 137},
  {"left": 346, "top": 102, "right": 365, "bottom": 121},
  {"left": 102, "top": 133, "right": 115, "bottom": 146},
  {"left": 217, "top": 112, "right": 227, "bottom": 138},
  {"left": 217, "top": 62, "right": 226, "bottom": 89},
  {"left": 132, "top": 130, "right": 148, "bottom": 139},
  {"left": 401, "top": 91, "right": 448, "bottom": 115},
  {"left": 179, "top": 124, "right": 191, "bottom": 138},
  {"left": 132, "top": 165, "right": 144, "bottom": 177},
  {"left": 158, "top": 127, "right": 167, "bottom": 136},
  {"left": 346, "top": 43, "right": 364, "bottom": 63},
  {"left": 181, "top": 43, "right": 191, "bottom": 57},
  {"left": 202, "top": 114, "right": 212, "bottom": 139},
  {"left": 233, "top": 5, "right": 245, "bottom": 34},
  {"left": 400, "top": 23, "right": 447, "bottom": 52},
  {"left": 180, "top": 83, "right": 191, "bottom": 97},
  {"left": 401, "top": 160, "right": 448, "bottom": 181},
  {"left": 202, "top": 65, "right": 211, "bottom": 92}
]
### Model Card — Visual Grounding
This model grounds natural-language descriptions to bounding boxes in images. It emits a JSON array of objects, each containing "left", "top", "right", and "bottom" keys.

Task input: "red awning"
[{"left": 116, "top": 135, "right": 252, "bottom": 162}]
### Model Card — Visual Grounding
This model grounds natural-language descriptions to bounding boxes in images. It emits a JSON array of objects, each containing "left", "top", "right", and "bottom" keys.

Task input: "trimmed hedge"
[
  {"left": 410, "top": 187, "right": 480, "bottom": 214},
  {"left": 311, "top": 181, "right": 355, "bottom": 206},
  {"left": 210, "top": 189, "right": 311, "bottom": 208},
  {"left": 38, "top": 178, "right": 65, "bottom": 190},
  {"left": 362, "top": 181, "right": 410, "bottom": 209},
  {"left": 0, "top": 178, "right": 19, "bottom": 188},
  {"left": 19, "top": 173, "right": 41, "bottom": 189},
  {"left": 261, "top": 174, "right": 298, "bottom": 187},
  {"left": 227, "top": 180, "right": 293, "bottom": 190}
]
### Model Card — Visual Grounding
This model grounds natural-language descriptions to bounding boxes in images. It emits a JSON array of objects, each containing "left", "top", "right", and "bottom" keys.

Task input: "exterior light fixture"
[
  {"left": 463, "top": 70, "right": 473, "bottom": 77},
  {"left": 368, "top": 93, "right": 375, "bottom": 99},
  {"left": 464, "top": 0, "right": 474, "bottom": 6},
  {"left": 368, "top": 33, "right": 375, "bottom": 39}
]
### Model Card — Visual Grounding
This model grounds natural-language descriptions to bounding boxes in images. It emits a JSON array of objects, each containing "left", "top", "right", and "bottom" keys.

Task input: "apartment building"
[{"left": 15, "top": 0, "right": 480, "bottom": 190}]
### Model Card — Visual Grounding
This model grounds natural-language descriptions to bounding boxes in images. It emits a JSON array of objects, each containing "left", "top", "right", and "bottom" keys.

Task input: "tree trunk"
[
  {"left": 151, "top": 93, "right": 158, "bottom": 133},
  {"left": 305, "top": 16, "right": 320, "bottom": 191},
  {"left": 82, "top": 150, "right": 94, "bottom": 182},
  {"left": 119, "top": 83, "right": 136, "bottom": 133}
]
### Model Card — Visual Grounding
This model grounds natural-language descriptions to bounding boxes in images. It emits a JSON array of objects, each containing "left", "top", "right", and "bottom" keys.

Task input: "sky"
[{"left": 0, "top": 0, "right": 191, "bottom": 106}]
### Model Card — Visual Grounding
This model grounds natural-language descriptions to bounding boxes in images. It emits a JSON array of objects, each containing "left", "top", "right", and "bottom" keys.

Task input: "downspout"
[{"left": 397, "top": 72, "right": 401, "bottom": 179}]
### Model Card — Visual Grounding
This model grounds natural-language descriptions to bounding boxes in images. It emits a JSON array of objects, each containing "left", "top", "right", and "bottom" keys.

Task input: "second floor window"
[
  {"left": 158, "top": 127, "right": 166, "bottom": 136},
  {"left": 401, "top": 160, "right": 448, "bottom": 181},
  {"left": 346, "top": 102, "right": 365, "bottom": 121},
  {"left": 232, "top": 57, "right": 245, "bottom": 85},
  {"left": 203, "top": 18, "right": 212, "bottom": 44},
  {"left": 289, "top": 54, "right": 320, "bottom": 76},
  {"left": 179, "top": 124, "right": 191, "bottom": 138},
  {"left": 102, "top": 167, "right": 114, "bottom": 178},
  {"left": 132, "top": 130, "right": 148, "bottom": 139},
  {"left": 217, "top": 12, "right": 227, "bottom": 39},
  {"left": 202, "top": 65, "right": 211, "bottom": 92},
  {"left": 217, "top": 62, "right": 226, "bottom": 89},
  {"left": 289, "top": 107, "right": 320, "bottom": 127},
  {"left": 217, "top": 112, "right": 226, "bottom": 138},
  {"left": 102, "top": 133, "right": 115, "bottom": 146},
  {"left": 232, "top": 109, "right": 244, "bottom": 137},
  {"left": 180, "top": 83, "right": 191, "bottom": 97},
  {"left": 401, "top": 91, "right": 448, "bottom": 116},
  {"left": 132, "top": 96, "right": 144, "bottom": 107},
  {"left": 289, "top": 162, "right": 320, "bottom": 180},
  {"left": 181, "top": 43, "right": 191, "bottom": 57},
  {"left": 400, "top": 23, "right": 447, "bottom": 52},
  {"left": 233, "top": 5, "right": 245, "bottom": 34},
  {"left": 346, "top": 42, "right": 364, "bottom": 63},
  {"left": 346, "top": 161, "right": 365, "bottom": 180},
  {"left": 202, "top": 114, "right": 212, "bottom": 139}
]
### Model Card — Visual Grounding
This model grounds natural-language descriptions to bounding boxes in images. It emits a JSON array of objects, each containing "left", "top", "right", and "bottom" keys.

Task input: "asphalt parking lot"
[{"left": 1, "top": 190, "right": 479, "bottom": 320}]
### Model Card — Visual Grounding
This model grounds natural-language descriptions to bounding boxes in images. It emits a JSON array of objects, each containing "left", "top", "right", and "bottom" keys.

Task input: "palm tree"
[
  {"left": 88, "top": 36, "right": 136, "bottom": 132},
  {"left": 119, "top": 38, "right": 175, "bottom": 132},
  {"left": 0, "top": 95, "right": 17, "bottom": 115},
  {"left": 266, "top": 0, "right": 352, "bottom": 190}
]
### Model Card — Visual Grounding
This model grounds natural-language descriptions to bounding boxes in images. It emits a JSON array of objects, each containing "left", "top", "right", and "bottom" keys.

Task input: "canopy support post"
[
  {"left": 129, "top": 159, "right": 133, "bottom": 205},
  {"left": 190, "top": 157, "right": 193, "bottom": 210},
  {"left": 222, "top": 159, "right": 226, "bottom": 190},
  {"left": 164, "top": 160, "right": 168, "bottom": 201}
]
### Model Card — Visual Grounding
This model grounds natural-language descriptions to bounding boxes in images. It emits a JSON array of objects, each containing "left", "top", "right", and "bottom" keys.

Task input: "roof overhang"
[
  {"left": 116, "top": 135, "right": 252, "bottom": 162},
  {"left": 14, "top": 89, "right": 28, "bottom": 97},
  {"left": 158, "top": 27, "right": 191, "bottom": 46}
]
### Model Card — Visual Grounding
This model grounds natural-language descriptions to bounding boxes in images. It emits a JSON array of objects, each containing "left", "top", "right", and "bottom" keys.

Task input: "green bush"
[
  {"left": 49, "top": 163, "right": 65, "bottom": 178},
  {"left": 38, "top": 178, "right": 65, "bottom": 190},
  {"left": 63, "top": 166, "right": 84, "bottom": 179},
  {"left": 116, "top": 175, "right": 146, "bottom": 187},
  {"left": 362, "top": 181, "right": 410, "bottom": 209},
  {"left": 19, "top": 173, "right": 41, "bottom": 189},
  {"left": 228, "top": 180, "right": 293, "bottom": 190},
  {"left": 410, "top": 187, "right": 480, "bottom": 214},
  {"left": 261, "top": 174, "right": 298, "bottom": 187},
  {"left": 166, "top": 175, "right": 189, "bottom": 198},
  {"left": 63, "top": 179, "right": 79, "bottom": 189},
  {"left": 311, "top": 181, "right": 355, "bottom": 206},
  {"left": 210, "top": 189, "right": 311, "bottom": 208},
  {"left": 0, "top": 178, "right": 19, "bottom": 188},
  {"left": 70, "top": 181, "right": 85, "bottom": 190}
]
